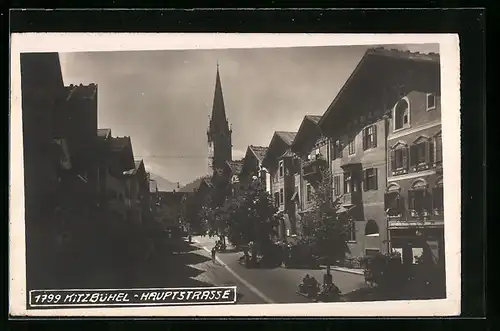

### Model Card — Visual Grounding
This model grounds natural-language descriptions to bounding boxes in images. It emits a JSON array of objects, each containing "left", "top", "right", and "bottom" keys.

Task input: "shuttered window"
[
  {"left": 362, "top": 125, "right": 377, "bottom": 150},
  {"left": 363, "top": 168, "right": 378, "bottom": 191}
]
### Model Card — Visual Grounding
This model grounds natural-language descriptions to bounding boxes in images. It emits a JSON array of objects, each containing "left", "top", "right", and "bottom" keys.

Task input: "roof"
[
  {"left": 280, "top": 149, "right": 295, "bottom": 158},
  {"left": 275, "top": 131, "right": 297, "bottom": 146},
  {"left": 367, "top": 47, "right": 440, "bottom": 63},
  {"left": 318, "top": 47, "right": 440, "bottom": 130},
  {"left": 227, "top": 159, "right": 244, "bottom": 175},
  {"left": 65, "top": 83, "right": 98, "bottom": 102},
  {"left": 304, "top": 115, "right": 322, "bottom": 124},
  {"left": 291, "top": 115, "right": 323, "bottom": 151},
  {"left": 108, "top": 137, "right": 131, "bottom": 152},
  {"left": 248, "top": 145, "right": 268, "bottom": 162},
  {"left": 98, "top": 128, "right": 111, "bottom": 139}
]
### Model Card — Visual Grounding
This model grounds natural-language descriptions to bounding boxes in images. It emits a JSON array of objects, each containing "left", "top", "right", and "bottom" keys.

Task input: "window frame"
[
  {"left": 348, "top": 138, "right": 356, "bottom": 155},
  {"left": 364, "top": 168, "right": 378, "bottom": 191},
  {"left": 362, "top": 125, "right": 377, "bottom": 151},
  {"left": 348, "top": 219, "right": 356, "bottom": 242},
  {"left": 333, "top": 175, "right": 341, "bottom": 196},
  {"left": 306, "top": 183, "right": 313, "bottom": 202},
  {"left": 279, "top": 188, "right": 285, "bottom": 205},
  {"left": 278, "top": 160, "right": 284, "bottom": 178},
  {"left": 426, "top": 93, "right": 436, "bottom": 111},
  {"left": 393, "top": 97, "right": 411, "bottom": 132}
]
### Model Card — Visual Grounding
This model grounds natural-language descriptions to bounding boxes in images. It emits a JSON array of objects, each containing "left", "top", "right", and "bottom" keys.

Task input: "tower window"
[{"left": 394, "top": 98, "right": 410, "bottom": 130}]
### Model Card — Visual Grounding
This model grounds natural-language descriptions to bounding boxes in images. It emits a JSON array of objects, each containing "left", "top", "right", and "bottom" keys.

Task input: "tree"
[
  {"left": 309, "top": 168, "right": 352, "bottom": 269},
  {"left": 224, "top": 179, "right": 279, "bottom": 257}
]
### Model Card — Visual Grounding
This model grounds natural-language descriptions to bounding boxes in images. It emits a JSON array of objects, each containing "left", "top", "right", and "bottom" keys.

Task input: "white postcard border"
[{"left": 9, "top": 33, "right": 461, "bottom": 317}]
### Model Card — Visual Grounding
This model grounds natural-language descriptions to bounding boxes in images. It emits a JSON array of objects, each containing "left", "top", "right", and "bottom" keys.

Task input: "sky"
[{"left": 59, "top": 43, "right": 439, "bottom": 186}]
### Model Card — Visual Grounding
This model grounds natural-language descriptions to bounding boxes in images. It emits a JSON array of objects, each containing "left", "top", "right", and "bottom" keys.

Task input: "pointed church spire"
[{"left": 210, "top": 62, "right": 229, "bottom": 133}]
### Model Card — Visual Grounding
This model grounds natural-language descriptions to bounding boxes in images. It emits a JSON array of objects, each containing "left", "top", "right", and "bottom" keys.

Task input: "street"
[{"left": 191, "top": 236, "right": 366, "bottom": 304}]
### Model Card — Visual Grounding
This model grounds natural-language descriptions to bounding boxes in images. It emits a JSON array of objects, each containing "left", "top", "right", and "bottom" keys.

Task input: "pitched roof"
[
  {"left": 367, "top": 47, "right": 440, "bottom": 63},
  {"left": 97, "top": 128, "right": 111, "bottom": 139},
  {"left": 319, "top": 47, "right": 440, "bottom": 130},
  {"left": 65, "top": 83, "right": 98, "bottom": 102},
  {"left": 291, "top": 115, "right": 323, "bottom": 150},
  {"left": 305, "top": 115, "right": 322, "bottom": 124},
  {"left": 248, "top": 145, "right": 268, "bottom": 162},
  {"left": 275, "top": 131, "right": 297, "bottom": 146},
  {"left": 227, "top": 159, "right": 244, "bottom": 175},
  {"left": 108, "top": 137, "right": 131, "bottom": 152}
]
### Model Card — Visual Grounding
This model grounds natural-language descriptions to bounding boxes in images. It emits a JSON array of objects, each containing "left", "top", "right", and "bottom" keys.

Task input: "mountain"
[{"left": 148, "top": 173, "right": 179, "bottom": 192}]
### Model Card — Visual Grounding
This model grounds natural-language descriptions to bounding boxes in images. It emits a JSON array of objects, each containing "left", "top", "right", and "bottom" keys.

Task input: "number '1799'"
[{"left": 33, "top": 294, "right": 62, "bottom": 304}]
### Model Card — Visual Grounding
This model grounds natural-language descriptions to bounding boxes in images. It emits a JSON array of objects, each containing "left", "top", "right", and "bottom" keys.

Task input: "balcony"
[
  {"left": 302, "top": 154, "right": 327, "bottom": 182},
  {"left": 387, "top": 209, "right": 444, "bottom": 229}
]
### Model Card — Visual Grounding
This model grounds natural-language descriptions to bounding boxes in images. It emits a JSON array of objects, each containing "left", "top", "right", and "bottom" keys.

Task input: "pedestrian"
[{"left": 211, "top": 246, "right": 216, "bottom": 263}]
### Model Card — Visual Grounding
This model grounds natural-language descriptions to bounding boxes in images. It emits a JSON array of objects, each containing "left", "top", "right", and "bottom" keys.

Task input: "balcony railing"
[{"left": 302, "top": 154, "right": 327, "bottom": 180}]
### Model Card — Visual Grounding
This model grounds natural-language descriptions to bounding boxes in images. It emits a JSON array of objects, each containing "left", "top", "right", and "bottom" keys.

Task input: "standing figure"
[{"left": 211, "top": 246, "right": 216, "bottom": 263}]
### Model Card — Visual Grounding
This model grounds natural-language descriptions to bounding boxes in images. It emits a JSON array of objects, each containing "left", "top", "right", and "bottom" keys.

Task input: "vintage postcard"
[{"left": 9, "top": 33, "right": 461, "bottom": 317}]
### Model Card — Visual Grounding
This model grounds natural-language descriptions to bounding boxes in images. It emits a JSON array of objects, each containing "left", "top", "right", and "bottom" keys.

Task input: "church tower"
[{"left": 207, "top": 63, "right": 232, "bottom": 175}]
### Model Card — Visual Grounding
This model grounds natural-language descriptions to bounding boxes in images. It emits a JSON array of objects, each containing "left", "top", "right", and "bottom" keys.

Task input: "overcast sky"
[{"left": 59, "top": 43, "right": 439, "bottom": 185}]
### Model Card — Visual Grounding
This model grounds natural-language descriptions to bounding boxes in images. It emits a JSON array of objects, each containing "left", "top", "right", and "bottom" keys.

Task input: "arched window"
[
  {"left": 385, "top": 183, "right": 403, "bottom": 217},
  {"left": 409, "top": 178, "right": 431, "bottom": 216},
  {"left": 394, "top": 97, "right": 410, "bottom": 130},
  {"left": 365, "top": 220, "right": 379, "bottom": 236}
]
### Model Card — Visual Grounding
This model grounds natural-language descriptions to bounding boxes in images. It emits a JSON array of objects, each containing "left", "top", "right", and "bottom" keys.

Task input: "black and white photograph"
[{"left": 9, "top": 33, "right": 461, "bottom": 316}]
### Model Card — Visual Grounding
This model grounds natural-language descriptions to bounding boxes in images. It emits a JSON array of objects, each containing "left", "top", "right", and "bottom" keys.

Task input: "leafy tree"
[
  {"left": 225, "top": 178, "right": 280, "bottom": 257},
  {"left": 310, "top": 168, "right": 351, "bottom": 268}
]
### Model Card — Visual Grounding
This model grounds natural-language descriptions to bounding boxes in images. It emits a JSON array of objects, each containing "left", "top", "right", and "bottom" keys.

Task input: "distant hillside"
[
  {"left": 148, "top": 173, "right": 179, "bottom": 192},
  {"left": 179, "top": 175, "right": 210, "bottom": 193}
]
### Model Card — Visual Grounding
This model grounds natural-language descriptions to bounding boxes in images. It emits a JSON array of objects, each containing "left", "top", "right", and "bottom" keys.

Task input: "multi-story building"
[
  {"left": 21, "top": 52, "right": 101, "bottom": 288},
  {"left": 290, "top": 115, "right": 329, "bottom": 236},
  {"left": 318, "top": 47, "right": 441, "bottom": 260},
  {"left": 239, "top": 145, "right": 270, "bottom": 193},
  {"left": 384, "top": 58, "right": 443, "bottom": 267},
  {"left": 262, "top": 131, "right": 298, "bottom": 240}
]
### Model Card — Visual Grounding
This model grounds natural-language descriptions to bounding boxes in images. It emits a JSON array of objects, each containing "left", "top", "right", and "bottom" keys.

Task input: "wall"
[
  {"left": 330, "top": 116, "right": 389, "bottom": 257},
  {"left": 387, "top": 90, "right": 443, "bottom": 227}
]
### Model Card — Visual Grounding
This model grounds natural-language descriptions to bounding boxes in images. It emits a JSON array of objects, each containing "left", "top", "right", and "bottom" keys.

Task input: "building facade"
[
  {"left": 239, "top": 145, "right": 270, "bottom": 194},
  {"left": 262, "top": 131, "right": 298, "bottom": 240},
  {"left": 385, "top": 82, "right": 443, "bottom": 266},
  {"left": 318, "top": 47, "right": 441, "bottom": 260}
]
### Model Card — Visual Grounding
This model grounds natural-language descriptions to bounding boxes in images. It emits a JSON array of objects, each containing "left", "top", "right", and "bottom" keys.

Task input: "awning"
[{"left": 290, "top": 192, "right": 298, "bottom": 201}]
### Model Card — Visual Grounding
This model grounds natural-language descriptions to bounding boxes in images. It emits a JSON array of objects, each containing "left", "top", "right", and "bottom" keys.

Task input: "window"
[
  {"left": 409, "top": 189, "right": 431, "bottom": 215},
  {"left": 278, "top": 160, "right": 284, "bottom": 177},
  {"left": 363, "top": 168, "right": 378, "bottom": 191},
  {"left": 348, "top": 139, "right": 356, "bottom": 155},
  {"left": 333, "top": 175, "right": 341, "bottom": 196},
  {"left": 362, "top": 125, "right": 377, "bottom": 150},
  {"left": 433, "top": 186, "right": 444, "bottom": 215},
  {"left": 348, "top": 219, "right": 356, "bottom": 242},
  {"left": 390, "top": 146, "right": 408, "bottom": 175},
  {"left": 410, "top": 139, "right": 434, "bottom": 171},
  {"left": 344, "top": 172, "right": 356, "bottom": 193},
  {"left": 426, "top": 93, "right": 436, "bottom": 111},
  {"left": 434, "top": 134, "right": 443, "bottom": 166},
  {"left": 333, "top": 140, "right": 343, "bottom": 159},
  {"left": 274, "top": 192, "right": 280, "bottom": 207},
  {"left": 279, "top": 188, "right": 284, "bottom": 205},
  {"left": 306, "top": 184, "right": 313, "bottom": 202},
  {"left": 384, "top": 191, "right": 403, "bottom": 217},
  {"left": 365, "top": 220, "right": 379, "bottom": 236},
  {"left": 394, "top": 98, "right": 410, "bottom": 130}
]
